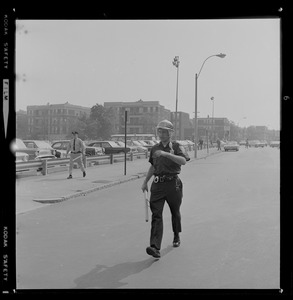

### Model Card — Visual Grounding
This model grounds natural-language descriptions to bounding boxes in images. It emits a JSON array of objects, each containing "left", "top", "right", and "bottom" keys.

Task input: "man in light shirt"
[{"left": 66, "top": 131, "right": 86, "bottom": 179}]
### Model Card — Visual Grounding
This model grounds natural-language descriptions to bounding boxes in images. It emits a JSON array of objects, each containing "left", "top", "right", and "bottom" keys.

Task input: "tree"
[
  {"left": 88, "top": 104, "right": 114, "bottom": 139},
  {"left": 66, "top": 116, "right": 87, "bottom": 140}
]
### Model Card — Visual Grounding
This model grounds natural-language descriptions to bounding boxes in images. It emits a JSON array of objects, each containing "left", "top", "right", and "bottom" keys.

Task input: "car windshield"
[
  {"left": 34, "top": 141, "right": 52, "bottom": 148},
  {"left": 14, "top": 139, "right": 27, "bottom": 150},
  {"left": 25, "top": 140, "right": 52, "bottom": 148},
  {"left": 108, "top": 141, "right": 120, "bottom": 147},
  {"left": 227, "top": 141, "right": 238, "bottom": 145},
  {"left": 132, "top": 141, "right": 142, "bottom": 146},
  {"left": 116, "top": 141, "right": 126, "bottom": 147}
]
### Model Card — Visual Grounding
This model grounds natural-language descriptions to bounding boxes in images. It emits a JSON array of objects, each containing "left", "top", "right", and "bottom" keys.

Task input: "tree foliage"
[{"left": 65, "top": 104, "right": 114, "bottom": 140}]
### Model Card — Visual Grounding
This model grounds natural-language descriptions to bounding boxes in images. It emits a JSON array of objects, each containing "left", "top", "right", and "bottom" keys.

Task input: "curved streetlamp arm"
[
  {"left": 197, "top": 53, "right": 226, "bottom": 79},
  {"left": 198, "top": 55, "right": 217, "bottom": 78}
]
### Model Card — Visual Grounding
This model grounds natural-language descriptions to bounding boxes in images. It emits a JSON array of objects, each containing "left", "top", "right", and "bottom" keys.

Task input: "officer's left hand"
[{"left": 153, "top": 150, "right": 167, "bottom": 158}]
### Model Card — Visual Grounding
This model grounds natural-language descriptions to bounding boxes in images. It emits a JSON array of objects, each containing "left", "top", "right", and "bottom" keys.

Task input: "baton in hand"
[
  {"left": 144, "top": 191, "right": 149, "bottom": 222},
  {"left": 72, "top": 155, "right": 82, "bottom": 162}
]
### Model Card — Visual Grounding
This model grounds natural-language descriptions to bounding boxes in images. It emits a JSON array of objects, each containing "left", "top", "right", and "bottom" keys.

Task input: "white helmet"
[{"left": 156, "top": 120, "right": 174, "bottom": 131}]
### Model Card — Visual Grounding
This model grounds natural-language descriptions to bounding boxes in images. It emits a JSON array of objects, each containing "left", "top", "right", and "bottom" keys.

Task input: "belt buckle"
[{"left": 154, "top": 176, "right": 159, "bottom": 183}]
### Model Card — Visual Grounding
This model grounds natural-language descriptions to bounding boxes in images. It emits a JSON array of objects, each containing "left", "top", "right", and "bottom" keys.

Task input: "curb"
[
  {"left": 32, "top": 150, "right": 222, "bottom": 204},
  {"left": 33, "top": 173, "right": 147, "bottom": 204}
]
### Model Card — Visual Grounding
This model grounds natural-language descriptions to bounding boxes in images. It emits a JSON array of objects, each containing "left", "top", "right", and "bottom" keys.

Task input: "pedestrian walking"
[
  {"left": 245, "top": 138, "right": 249, "bottom": 149},
  {"left": 199, "top": 138, "right": 203, "bottom": 150},
  {"left": 141, "top": 120, "right": 189, "bottom": 258},
  {"left": 66, "top": 131, "right": 86, "bottom": 179},
  {"left": 216, "top": 138, "right": 221, "bottom": 151}
]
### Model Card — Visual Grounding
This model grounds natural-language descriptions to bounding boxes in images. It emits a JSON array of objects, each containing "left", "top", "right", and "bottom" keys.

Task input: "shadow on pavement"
[{"left": 74, "top": 245, "right": 174, "bottom": 288}]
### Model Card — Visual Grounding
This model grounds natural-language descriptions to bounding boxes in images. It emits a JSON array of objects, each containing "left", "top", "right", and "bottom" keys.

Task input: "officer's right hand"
[{"left": 141, "top": 181, "right": 148, "bottom": 193}]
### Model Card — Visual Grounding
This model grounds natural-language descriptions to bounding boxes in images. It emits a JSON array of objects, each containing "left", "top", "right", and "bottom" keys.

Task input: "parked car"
[
  {"left": 14, "top": 138, "right": 56, "bottom": 160},
  {"left": 84, "top": 141, "right": 105, "bottom": 156},
  {"left": 13, "top": 139, "right": 34, "bottom": 160},
  {"left": 50, "top": 141, "right": 68, "bottom": 158},
  {"left": 255, "top": 140, "right": 266, "bottom": 148},
  {"left": 116, "top": 141, "right": 138, "bottom": 153},
  {"left": 223, "top": 141, "right": 239, "bottom": 151},
  {"left": 185, "top": 140, "right": 195, "bottom": 150},
  {"left": 137, "top": 140, "right": 152, "bottom": 151},
  {"left": 51, "top": 140, "right": 101, "bottom": 157},
  {"left": 23, "top": 140, "right": 57, "bottom": 158},
  {"left": 127, "top": 140, "right": 148, "bottom": 153},
  {"left": 87, "top": 141, "right": 130, "bottom": 155},
  {"left": 11, "top": 140, "right": 29, "bottom": 162},
  {"left": 15, "top": 151, "right": 30, "bottom": 163},
  {"left": 248, "top": 140, "right": 260, "bottom": 147},
  {"left": 239, "top": 140, "right": 246, "bottom": 146},
  {"left": 269, "top": 141, "right": 280, "bottom": 148}
]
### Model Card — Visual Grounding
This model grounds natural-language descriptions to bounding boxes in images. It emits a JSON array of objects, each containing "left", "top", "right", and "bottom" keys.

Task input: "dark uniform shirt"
[{"left": 149, "top": 141, "right": 190, "bottom": 175}]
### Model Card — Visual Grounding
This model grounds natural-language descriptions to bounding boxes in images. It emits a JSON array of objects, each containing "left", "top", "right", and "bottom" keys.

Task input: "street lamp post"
[
  {"left": 173, "top": 56, "right": 180, "bottom": 140},
  {"left": 211, "top": 96, "right": 215, "bottom": 142},
  {"left": 194, "top": 53, "right": 226, "bottom": 158}
]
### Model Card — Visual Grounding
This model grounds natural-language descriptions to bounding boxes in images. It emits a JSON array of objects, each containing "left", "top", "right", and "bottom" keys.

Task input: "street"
[{"left": 16, "top": 146, "right": 280, "bottom": 289}]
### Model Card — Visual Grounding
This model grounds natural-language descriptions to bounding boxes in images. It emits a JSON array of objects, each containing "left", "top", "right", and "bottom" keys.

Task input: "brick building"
[
  {"left": 27, "top": 102, "right": 91, "bottom": 140},
  {"left": 104, "top": 99, "right": 171, "bottom": 135},
  {"left": 197, "top": 117, "right": 230, "bottom": 141}
]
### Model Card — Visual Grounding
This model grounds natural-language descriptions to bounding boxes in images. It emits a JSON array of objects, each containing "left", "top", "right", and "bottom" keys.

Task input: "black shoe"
[
  {"left": 146, "top": 246, "right": 161, "bottom": 258},
  {"left": 83, "top": 171, "right": 86, "bottom": 177},
  {"left": 173, "top": 234, "right": 180, "bottom": 247},
  {"left": 67, "top": 175, "right": 72, "bottom": 179}
]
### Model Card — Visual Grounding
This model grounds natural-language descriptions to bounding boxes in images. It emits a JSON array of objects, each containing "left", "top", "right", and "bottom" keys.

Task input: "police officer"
[
  {"left": 141, "top": 120, "right": 190, "bottom": 258},
  {"left": 66, "top": 131, "right": 86, "bottom": 179}
]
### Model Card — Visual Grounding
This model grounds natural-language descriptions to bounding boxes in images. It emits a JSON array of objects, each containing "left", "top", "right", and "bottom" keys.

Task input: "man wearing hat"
[
  {"left": 66, "top": 131, "right": 86, "bottom": 179},
  {"left": 141, "top": 120, "right": 190, "bottom": 258}
]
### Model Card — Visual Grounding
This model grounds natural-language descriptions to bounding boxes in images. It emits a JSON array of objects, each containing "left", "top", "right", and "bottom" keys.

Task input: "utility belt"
[
  {"left": 71, "top": 151, "right": 82, "bottom": 154},
  {"left": 153, "top": 174, "right": 178, "bottom": 183}
]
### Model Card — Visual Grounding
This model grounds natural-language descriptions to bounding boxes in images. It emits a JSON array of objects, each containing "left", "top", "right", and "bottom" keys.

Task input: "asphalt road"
[{"left": 16, "top": 146, "right": 280, "bottom": 289}]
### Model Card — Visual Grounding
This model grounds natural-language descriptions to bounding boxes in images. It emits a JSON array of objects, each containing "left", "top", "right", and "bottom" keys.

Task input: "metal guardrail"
[{"left": 16, "top": 151, "right": 149, "bottom": 176}]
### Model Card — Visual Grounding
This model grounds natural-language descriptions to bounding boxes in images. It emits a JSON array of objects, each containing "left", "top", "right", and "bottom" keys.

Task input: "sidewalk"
[{"left": 16, "top": 147, "right": 221, "bottom": 214}]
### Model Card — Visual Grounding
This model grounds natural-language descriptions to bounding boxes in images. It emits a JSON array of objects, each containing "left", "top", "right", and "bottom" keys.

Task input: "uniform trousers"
[
  {"left": 69, "top": 152, "right": 85, "bottom": 174},
  {"left": 149, "top": 177, "right": 183, "bottom": 250}
]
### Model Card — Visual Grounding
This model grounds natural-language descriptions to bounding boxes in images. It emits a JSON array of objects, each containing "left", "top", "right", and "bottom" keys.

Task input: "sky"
[{"left": 15, "top": 19, "right": 280, "bottom": 130}]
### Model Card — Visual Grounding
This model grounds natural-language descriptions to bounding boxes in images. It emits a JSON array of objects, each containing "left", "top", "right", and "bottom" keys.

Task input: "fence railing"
[{"left": 16, "top": 152, "right": 148, "bottom": 177}]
